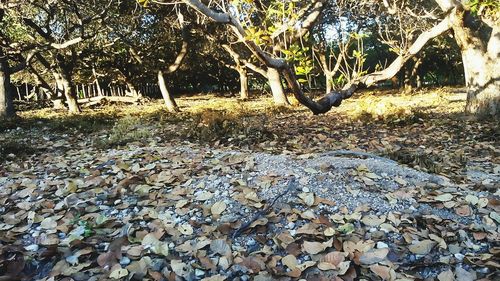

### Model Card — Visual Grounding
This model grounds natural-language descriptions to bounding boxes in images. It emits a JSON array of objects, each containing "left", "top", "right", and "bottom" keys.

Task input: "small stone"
[
  {"left": 246, "top": 239, "right": 256, "bottom": 247},
  {"left": 150, "top": 259, "right": 165, "bottom": 271},
  {"left": 287, "top": 222, "right": 295, "bottom": 229},
  {"left": 454, "top": 253, "right": 465, "bottom": 261},
  {"left": 119, "top": 256, "right": 131, "bottom": 266},
  {"left": 25, "top": 244, "right": 39, "bottom": 252},
  {"left": 195, "top": 269, "right": 205, "bottom": 277},
  {"left": 377, "top": 242, "right": 389, "bottom": 249},
  {"left": 302, "top": 187, "right": 310, "bottom": 192}
]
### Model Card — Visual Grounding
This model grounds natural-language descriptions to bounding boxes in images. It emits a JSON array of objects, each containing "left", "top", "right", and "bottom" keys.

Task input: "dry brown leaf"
[
  {"left": 359, "top": 248, "right": 389, "bottom": 265},
  {"left": 210, "top": 239, "right": 231, "bottom": 256},
  {"left": 437, "top": 269, "right": 455, "bottom": 281},
  {"left": 281, "top": 255, "right": 298, "bottom": 270},
  {"left": 211, "top": 201, "right": 227, "bottom": 216},
  {"left": 409, "top": 240, "right": 436, "bottom": 255}
]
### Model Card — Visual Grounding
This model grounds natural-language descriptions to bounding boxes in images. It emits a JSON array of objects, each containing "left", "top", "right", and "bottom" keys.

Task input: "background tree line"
[{"left": 0, "top": 0, "right": 498, "bottom": 118}]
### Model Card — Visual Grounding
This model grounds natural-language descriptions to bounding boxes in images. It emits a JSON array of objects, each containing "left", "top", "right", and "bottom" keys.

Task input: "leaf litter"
[{"left": 0, "top": 139, "right": 498, "bottom": 281}]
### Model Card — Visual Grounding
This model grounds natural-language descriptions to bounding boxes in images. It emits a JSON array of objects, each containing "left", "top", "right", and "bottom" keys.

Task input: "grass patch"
[
  {"left": 95, "top": 115, "right": 153, "bottom": 148},
  {"left": 184, "top": 109, "right": 274, "bottom": 143}
]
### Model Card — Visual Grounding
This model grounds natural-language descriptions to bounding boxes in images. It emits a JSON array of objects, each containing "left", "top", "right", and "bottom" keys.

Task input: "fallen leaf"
[
  {"left": 409, "top": 240, "right": 436, "bottom": 255},
  {"left": 359, "top": 248, "right": 389, "bottom": 265},
  {"left": 211, "top": 201, "right": 227, "bottom": 216}
]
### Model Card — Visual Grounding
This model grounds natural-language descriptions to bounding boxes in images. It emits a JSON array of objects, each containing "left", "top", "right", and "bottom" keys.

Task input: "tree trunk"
[
  {"left": 238, "top": 67, "right": 249, "bottom": 100},
  {"left": 449, "top": 9, "right": 500, "bottom": 117},
  {"left": 52, "top": 72, "right": 66, "bottom": 110},
  {"left": 267, "top": 67, "right": 289, "bottom": 105},
  {"left": 158, "top": 70, "right": 180, "bottom": 113},
  {"left": 0, "top": 54, "right": 15, "bottom": 118},
  {"left": 59, "top": 71, "right": 81, "bottom": 113},
  {"left": 125, "top": 81, "right": 141, "bottom": 98},
  {"left": 325, "top": 72, "right": 334, "bottom": 94}
]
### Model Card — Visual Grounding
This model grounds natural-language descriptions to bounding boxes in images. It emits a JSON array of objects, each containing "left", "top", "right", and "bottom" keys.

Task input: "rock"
[
  {"left": 377, "top": 242, "right": 388, "bottom": 249},
  {"left": 119, "top": 256, "right": 131, "bottom": 266}
]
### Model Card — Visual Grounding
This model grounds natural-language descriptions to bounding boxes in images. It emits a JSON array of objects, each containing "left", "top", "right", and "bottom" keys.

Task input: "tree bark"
[
  {"left": 158, "top": 70, "right": 180, "bottom": 112},
  {"left": 52, "top": 72, "right": 66, "bottom": 110},
  {"left": 267, "top": 67, "right": 289, "bottom": 106},
  {"left": 59, "top": 70, "right": 81, "bottom": 113},
  {"left": 0, "top": 53, "right": 15, "bottom": 118},
  {"left": 125, "top": 81, "right": 141, "bottom": 98},
  {"left": 238, "top": 67, "right": 249, "bottom": 100},
  {"left": 448, "top": 9, "right": 499, "bottom": 116}
]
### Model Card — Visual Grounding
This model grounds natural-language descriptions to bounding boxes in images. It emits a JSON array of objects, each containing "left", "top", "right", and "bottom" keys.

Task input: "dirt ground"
[{"left": 0, "top": 88, "right": 498, "bottom": 280}]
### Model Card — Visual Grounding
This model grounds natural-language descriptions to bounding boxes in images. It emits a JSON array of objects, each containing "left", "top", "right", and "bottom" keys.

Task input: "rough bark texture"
[
  {"left": 449, "top": 9, "right": 499, "bottom": 117},
  {"left": 158, "top": 70, "right": 180, "bottom": 112},
  {"left": 267, "top": 67, "right": 290, "bottom": 105},
  {"left": 0, "top": 54, "right": 15, "bottom": 118},
  {"left": 59, "top": 71, "right": 81, "bottom": 113},
  {"left": 52, "top": 72, "right": 66, "bottom": 110}
]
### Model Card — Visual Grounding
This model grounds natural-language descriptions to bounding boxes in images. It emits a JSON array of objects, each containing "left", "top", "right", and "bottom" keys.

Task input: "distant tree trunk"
[
  {"left": 411, "top": 57, "right": 423, "bottom": 89},
  {"left": 267, "top": 67, "right": 289, "bottom": 105},
  {"left": 404, "top": 64, "right": 412, "bottom": 92},
  {"left": 125, "top": 81, "right": 141, "bottom": 98},
  {"left": 238, "top": 67, "right": 249, "bottom": 100},
  {"left": 52, "top": 72, "right": 66, "bottom": 110},
  {"left": 325, "top": 73, "right": 334, "bottom": 94},
  {"left": 0, "top": 52, "right": 15, "bottom": 118},
  {"left": 158, "top": 70, "right": 179, "bottom": 112},
  {"left": 59, "top": 70, "right": 81, "bottom": 113}
]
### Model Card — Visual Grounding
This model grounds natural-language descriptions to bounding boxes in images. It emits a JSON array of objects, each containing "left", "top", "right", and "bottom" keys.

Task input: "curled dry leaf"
[
  {"left": 370, "top": 264, "right": 394, "bottom": 281},
  {"left": 281, "top": 254, "right": 298, "bottom": 270},
  {"left": 303, "top": 239, "right": 333, "bottom": 255}
]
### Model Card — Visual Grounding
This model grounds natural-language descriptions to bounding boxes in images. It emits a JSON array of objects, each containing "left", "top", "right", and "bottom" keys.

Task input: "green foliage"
[
  {"left": 282, "top": 44, "right": 314, "bottom": 84},
  {"left": 466, "top": 0, "right": 500, "bottom": 15}
]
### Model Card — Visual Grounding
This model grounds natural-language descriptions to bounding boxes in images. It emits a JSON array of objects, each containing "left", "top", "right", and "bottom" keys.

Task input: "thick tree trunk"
[
  {"left": 449, "top": 9, "right": 500, "bottom": 117},
  {"left": 158, "top": 70, "right": 180, "bottom": 113},
  {"left": 59, "top": 71, "right": 81, "bottom": 113},
  {"left": 238, "top": 67, "right": 249, "bottom": 100},
  {"left": 52, "top": 72, "right": 66, "bottom": 110},
  {"left": 0, "top": 55, "right": 15, "bottom": 118},
  {"left": 267, "top": 67, "right": 289, "bottom": 105}
]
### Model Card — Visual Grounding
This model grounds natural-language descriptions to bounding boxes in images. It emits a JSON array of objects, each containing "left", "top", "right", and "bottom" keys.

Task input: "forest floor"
[{"left": 0, "top": 87, "right": 498, "bottom": 281}]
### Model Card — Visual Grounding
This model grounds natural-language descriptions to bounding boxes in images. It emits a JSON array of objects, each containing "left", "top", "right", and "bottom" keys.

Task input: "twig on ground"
[
  {"left": 232, "top": 177, "right": 298, "bottom": 239},
  {"left": 323, "top": 150, "right": 398, "bottom": 164}
]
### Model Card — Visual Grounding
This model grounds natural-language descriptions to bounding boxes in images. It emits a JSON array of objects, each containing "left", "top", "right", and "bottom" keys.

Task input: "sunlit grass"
[{"left": 4, "top": 87, "right": 468, "bottom": 134}]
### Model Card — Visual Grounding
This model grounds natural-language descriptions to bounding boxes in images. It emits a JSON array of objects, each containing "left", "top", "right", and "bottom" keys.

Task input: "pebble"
[
  {"left": 246, "top": 239, "right": 256, "bottom": 247},
  {"left": 287, "top": 222, "right": 295, "bottom": 229},
  {"left": 377, "top": 242, "right": 389, "bottom": 249},
  {"left": 119, "top": 257, "right": 131, "bottom": 266},
  {"left": 25, "top": 244, "right": 39, "bottom": 251},
  {"left": 195, "top": 269, "right": 205, "bottom": 277},
  {"left": 454, "top": 253, "right": 465, "bottom": 261}
]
